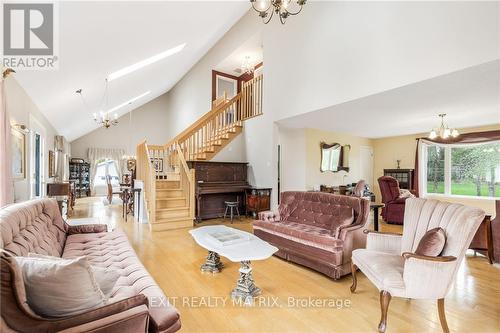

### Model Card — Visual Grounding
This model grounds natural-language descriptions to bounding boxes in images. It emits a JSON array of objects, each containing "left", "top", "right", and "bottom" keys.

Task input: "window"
[
  {"left": 422, "top": 141, "right": 500, "bottom": 198},
  {"left": 93, "top": 159, "right": 120, "bottom": 189}
]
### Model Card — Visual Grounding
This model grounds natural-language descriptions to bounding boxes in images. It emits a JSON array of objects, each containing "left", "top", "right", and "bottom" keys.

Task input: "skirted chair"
[
  {"left": 350, "top": 198, "right": 485, "bottom": 333},
  {"left": 378, "top": 176, "right": 408, "bottom": 225}
]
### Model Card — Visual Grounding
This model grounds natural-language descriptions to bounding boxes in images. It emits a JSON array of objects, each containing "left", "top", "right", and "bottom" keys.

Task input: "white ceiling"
[
  {"left": 13, "top": 2, "right": 250, "bottom": 141},
  {"left": 215, "top": 32, "right": 263, "bottom": 76},
  {"left": 277, "top": 60, "right": 500, "bottom": 138}
]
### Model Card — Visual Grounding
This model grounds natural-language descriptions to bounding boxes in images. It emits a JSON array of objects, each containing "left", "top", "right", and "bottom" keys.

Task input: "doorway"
[{"left": 360, "top": 146, "right": 374, "bottom": 188}]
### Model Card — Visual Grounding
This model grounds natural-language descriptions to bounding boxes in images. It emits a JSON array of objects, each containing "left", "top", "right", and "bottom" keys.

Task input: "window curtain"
[
  {"left": 0, "top": 76, "right": 13, "bottom": 207},
  {"left": 413, "top": 130, "right": 500, "bottom": 197},
  {"left": 87, "top": 148, "right": 125, "bottom": 188}
]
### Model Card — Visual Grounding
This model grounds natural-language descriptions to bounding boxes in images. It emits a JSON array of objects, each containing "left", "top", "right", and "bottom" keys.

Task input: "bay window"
[{"left": 422, "top": 141, "right": 500, "bottom": 198}]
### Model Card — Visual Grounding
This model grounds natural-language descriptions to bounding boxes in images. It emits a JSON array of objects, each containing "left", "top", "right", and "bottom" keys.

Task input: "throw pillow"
[
  {"left": 28, "top": 253, "right": 120, "bottom": 298},
  {"left": 15, "top": 255, "right": 106, "bottom": 317},
  {"left": 415, "top": 227, "right": 446, "bottom": 257}
]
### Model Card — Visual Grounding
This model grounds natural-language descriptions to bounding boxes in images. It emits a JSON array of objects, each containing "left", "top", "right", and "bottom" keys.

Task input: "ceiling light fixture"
[
  {"left": 107, "top": 43, "right": 186, "bottom": 82},
  {"left": 241, "top": 56, "right": 254, "bottom": 75},
  {"left": 250, "top": 0, "right": 306, "bottom": 24},
  {"left": 428, "top": 114, "right": 459, "bottom": 140},
  {"left": 91, "top": 91, "right": 150, "bottom": 129}
]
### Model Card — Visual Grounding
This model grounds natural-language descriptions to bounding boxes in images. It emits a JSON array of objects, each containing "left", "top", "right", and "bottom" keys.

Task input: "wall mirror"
[{"left": 320, "top": 142, "right": 350, "bottom": 172}]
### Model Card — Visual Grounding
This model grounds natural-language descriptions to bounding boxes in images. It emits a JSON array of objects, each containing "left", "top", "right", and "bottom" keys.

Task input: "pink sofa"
[
  {"left": 253, "top": 191, "right": 370, "bottom": 279},
  {"left": 0, "top": 198, "right": 180, "bottom": 333}
]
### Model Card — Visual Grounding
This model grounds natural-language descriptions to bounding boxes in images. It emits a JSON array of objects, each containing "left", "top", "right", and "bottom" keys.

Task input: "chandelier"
[
  {"left": 250, "top": 0, "right": 306, "bottom": 24},
  {"left": 429, "top": 114, "right": 459, "bottom": 140},
  {"left": 241, "top": 56, "right": 254, "bottom": 75},
  {"left": 93, "top": 111, "right": 118, "bottom": 129},
  {"left": 76, "top": 80, "right": 119, "bottom": 129}
]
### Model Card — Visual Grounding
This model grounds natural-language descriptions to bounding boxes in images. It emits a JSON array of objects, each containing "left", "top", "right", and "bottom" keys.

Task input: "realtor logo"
[{"left": 2, "top": 2, "right": 58, "bottom": 70}]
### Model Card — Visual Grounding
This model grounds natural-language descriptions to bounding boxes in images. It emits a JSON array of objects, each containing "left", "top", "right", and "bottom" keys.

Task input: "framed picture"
[
  {"left": 11, "top": 128, "right": 26, "bottom": 179},
  {"left": 48, "top": 150, "right": 55, "bottom": 178},
  {"left": 150, "top": 158, "right": 163, "bottom": 173}
]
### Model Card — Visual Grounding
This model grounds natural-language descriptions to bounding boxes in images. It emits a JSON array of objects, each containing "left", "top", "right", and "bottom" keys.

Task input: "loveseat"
[
  {"left": 0, "top": 198, "right": 180, "bottom": 333},
  {"left": 253, "top": 191, "right": 370, "bottom": 279}
]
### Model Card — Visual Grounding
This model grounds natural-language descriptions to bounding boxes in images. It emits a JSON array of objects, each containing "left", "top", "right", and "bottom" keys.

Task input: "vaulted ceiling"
[{"left": 13, "top": 2, "right": 250, "bottom": 141}]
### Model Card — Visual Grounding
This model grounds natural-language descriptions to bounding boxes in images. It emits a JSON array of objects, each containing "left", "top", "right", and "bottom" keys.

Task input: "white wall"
[
  {"left": 264, "top": 1, "right": 500, "bottom": 122},
  {"left": 71, "top": 93, "right": 171, "bottom": 159},
  {"left": 278, "top": 127, "right": 306, "bottom": 192},
  {"left": 5, "top": 76, "right": 59, "bottom": 202}
]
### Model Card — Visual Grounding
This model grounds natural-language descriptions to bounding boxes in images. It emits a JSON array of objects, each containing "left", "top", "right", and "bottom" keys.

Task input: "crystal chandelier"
[
  {"left": 250, "top": 0, "right": 306, "bottom": 24},
  {"left": 429, "top": 114, "right": 459, "bottom": 140},
  {"left": 241, "top": 56, "right": 254, "bottom": 75}
]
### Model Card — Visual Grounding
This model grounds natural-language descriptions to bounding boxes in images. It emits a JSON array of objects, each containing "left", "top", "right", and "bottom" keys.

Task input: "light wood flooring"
[{"left": 71, "top": 197, "right": 500, "bottom": 333}]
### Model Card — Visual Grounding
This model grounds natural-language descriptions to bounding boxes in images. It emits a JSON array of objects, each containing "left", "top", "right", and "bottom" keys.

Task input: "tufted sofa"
[
  {"left": 253, "top": 191, "right": 370, "bottom": 279},
  {"left": 0, "top": 198, "right": 180, "bottom": 333}
]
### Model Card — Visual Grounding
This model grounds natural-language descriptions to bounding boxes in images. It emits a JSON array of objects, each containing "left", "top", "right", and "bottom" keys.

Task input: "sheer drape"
[
  {"left": 413, "top": 130, "right": 500, "bottom": 197},
  {"left": 87, "top": 148, "right": 125, "bottom": 188},
  {"left": 0, "top": 76, "right": 13, "bottom": 207}
]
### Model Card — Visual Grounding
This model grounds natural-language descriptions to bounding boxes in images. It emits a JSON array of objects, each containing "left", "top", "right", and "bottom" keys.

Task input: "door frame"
[{"left": 29, "top": 115, "right": 46, "bottom": 199}]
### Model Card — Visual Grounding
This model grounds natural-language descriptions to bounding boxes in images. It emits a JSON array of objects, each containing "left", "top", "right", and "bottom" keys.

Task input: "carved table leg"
[
  {"left": 201, "top": 251, "right": 224, "bottom": 273},
  {"left": 231, "top": 261, "right": 261, "bottom": 303}
]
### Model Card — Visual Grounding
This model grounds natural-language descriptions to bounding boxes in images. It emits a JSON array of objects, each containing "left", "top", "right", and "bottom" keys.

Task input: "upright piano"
[{"left": 187, "top": 161, "right": 251, "bottom": 222}]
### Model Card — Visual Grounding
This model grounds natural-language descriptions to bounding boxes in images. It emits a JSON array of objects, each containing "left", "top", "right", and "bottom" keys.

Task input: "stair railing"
[
  {"left": 136, "top": 140, "right": 156, "bottom": 223},
  {"left": 135, "top": 74, "right": 263, "bottom": 224},
  {"left": 176, "top": 74, "right": 263, "bottom": 160}
]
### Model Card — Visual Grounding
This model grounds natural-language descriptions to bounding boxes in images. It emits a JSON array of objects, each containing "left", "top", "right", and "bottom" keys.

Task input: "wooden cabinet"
[
  {"left": 69, "top": 161, "right": 91, "bottom": 198},
  {"left": 246, "top": 188, "right": 272, "bottom": 218},
  {"left": 383, "top": 169, "right": 414, "bottom": 190}
]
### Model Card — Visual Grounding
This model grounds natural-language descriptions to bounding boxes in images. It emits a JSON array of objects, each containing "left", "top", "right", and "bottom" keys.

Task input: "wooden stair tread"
[
  {"left": 156, "top": 206, "right": 189, "bottom": 211},
  {"left": 156, "top": 197, "right": 186, "bottom": 201}
]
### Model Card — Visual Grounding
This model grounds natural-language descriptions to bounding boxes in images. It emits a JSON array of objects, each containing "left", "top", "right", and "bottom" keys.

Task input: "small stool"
[{"left": 224, "top": 201, "right": 240, "bottom": 223}]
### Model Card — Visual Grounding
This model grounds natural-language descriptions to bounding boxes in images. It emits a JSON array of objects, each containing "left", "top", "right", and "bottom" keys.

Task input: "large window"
[{"left": 423, "top": 141, "right": 500, "bottom": 198}]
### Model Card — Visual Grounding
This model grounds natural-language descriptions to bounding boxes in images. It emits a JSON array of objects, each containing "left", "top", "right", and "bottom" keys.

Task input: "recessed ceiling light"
[
  {"left": 105, "top": 91, "right": 151, "bottom": 114},
  {"left": 107, "top": 43, "right": 186, "bottom": 82}
]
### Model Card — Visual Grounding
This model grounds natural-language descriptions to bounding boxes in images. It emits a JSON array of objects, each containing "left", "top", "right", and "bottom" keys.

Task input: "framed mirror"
[{"left": 320, "top": 142, "right": 350, "bottom": 172}]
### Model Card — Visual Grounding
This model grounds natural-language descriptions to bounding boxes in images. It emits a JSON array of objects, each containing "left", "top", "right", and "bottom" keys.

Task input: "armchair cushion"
[
  {"left": 415, "top": 227, "right": 446, "bottom": 257},
  {"left": 352, "top": 249, "right": 406, "bottom": 297}
]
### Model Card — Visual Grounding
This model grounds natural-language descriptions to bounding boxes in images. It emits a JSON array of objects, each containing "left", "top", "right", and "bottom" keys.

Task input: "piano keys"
[{"left": 187, "top": 161, "right": 251, "bottom": 222}]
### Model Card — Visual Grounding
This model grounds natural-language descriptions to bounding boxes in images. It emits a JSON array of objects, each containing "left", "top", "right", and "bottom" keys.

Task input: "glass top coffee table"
[{"left": 189, "top": 225, "right": 278, "bottom": 303}]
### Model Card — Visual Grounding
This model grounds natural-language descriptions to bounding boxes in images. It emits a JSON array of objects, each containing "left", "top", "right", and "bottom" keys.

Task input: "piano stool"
[{"left": 223, "top": 201, "right": 240, "bottom": 223}]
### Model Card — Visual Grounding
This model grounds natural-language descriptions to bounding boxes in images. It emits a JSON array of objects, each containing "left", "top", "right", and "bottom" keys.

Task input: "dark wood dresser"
[
  {"left": 383, "top": 169, "right": 414, "bottom": 190},
  {"left": 245, "top": 188, "right": 272, "bottom": 218},
  {"left": 187, "top": 161, "right": 251, "bottom": 221}
]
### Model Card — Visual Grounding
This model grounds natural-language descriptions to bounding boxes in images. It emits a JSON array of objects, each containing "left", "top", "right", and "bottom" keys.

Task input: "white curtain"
[
  {"left": 87, "top": 148, "right": 125, "bottom": 188},
  {"left": 0, "top": 75, "right": 14, "bottom": 207}
]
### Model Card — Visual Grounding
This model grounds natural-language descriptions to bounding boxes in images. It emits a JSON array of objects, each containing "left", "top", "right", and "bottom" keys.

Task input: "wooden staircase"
[{"left": 136, "top": 75, "right": 263, "bottom": 231}]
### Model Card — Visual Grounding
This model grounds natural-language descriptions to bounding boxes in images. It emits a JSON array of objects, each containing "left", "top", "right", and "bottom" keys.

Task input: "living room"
[{"left": 1, "top": 1, "right": 499, "bottom": 333}]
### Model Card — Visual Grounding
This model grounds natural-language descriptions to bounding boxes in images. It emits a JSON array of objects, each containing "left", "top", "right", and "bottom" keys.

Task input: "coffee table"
[{"left": 189, "top": 225, "right": 278, "bottom": 302}]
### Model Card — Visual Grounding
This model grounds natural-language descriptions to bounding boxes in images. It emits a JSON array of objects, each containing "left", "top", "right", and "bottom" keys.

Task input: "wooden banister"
[{"left": 134, "top": 74, "right": 262, "bottom": 227}]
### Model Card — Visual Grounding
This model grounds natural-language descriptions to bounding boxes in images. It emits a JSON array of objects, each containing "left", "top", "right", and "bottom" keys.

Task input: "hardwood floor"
[{"left": 71, "top": 197, "right": 500, "bottom": 333}]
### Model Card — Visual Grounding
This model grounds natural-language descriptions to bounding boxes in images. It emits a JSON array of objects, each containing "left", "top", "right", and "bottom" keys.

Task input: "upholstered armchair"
[
  {"left": 350, "top": 198, "right": 485, "bottom": 333},
  {"left": 352, "top": 180, "right": 366, "bottom": 197},
  {"left": 378, "top": 176, "right": 407, "bottom": 224}
]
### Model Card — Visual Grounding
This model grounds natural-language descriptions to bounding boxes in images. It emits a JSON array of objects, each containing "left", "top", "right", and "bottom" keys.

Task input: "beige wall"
[
  {"left": 304, "top": 128, "right": 373, "bottom": 190},
  {"left": 372, "top": 124, "right": 500, "bottom": 214},
  {"left": 5, "top": 76, "right": 59, "bottom": 202}
]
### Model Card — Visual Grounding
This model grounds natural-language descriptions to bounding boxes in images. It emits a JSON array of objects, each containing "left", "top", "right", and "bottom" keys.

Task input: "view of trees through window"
[
  {"left": 426, "top": 145, "right": 445, "bottom": 194},
  {"left": 426, "top": 142, "right": 500, "bottom": 197}
]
